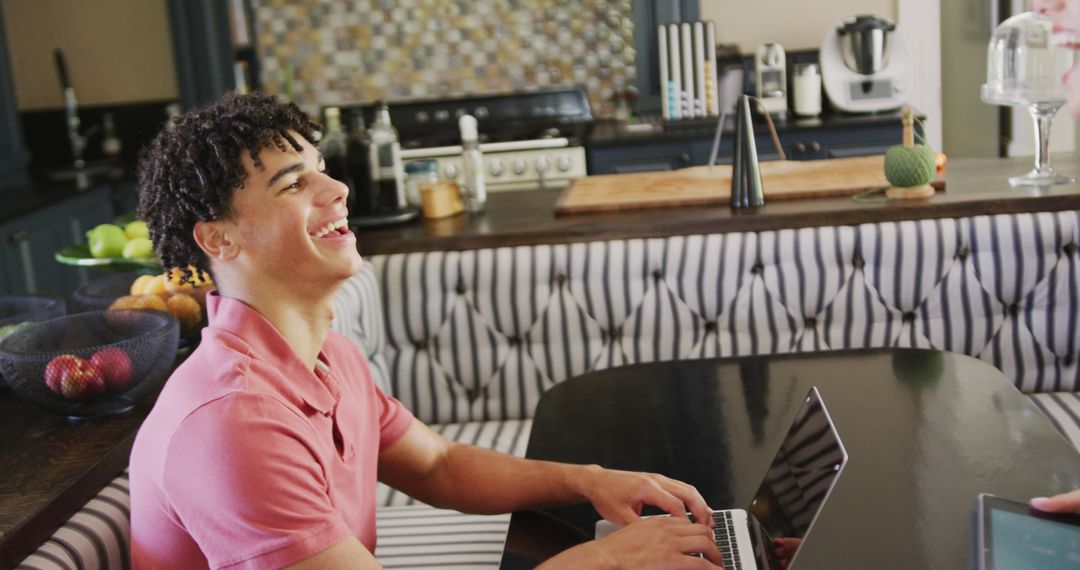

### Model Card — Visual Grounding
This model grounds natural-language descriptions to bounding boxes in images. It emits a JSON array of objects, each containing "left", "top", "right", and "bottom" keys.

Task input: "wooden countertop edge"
[
  {"left": 359, "top": 193, "right": 1080, "bottom": 256},
  {"left": 0, "top": 432, "right": 135, "bottom": 567}
]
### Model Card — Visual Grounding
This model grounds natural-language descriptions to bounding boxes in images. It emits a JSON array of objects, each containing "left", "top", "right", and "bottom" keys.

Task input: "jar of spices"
[{"left": 403, "top": 160, "right": 439, "bottom": 207}]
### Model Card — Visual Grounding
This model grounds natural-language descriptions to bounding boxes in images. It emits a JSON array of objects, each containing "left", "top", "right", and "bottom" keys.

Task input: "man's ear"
[{"left": 193, "top": 220, "right": 239, "bottom": 261}]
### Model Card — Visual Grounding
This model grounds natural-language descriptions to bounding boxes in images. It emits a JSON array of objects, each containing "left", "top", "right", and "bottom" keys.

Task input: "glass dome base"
[{"left": 1008, "top": 169, "right": 1076, "bottom": 188}]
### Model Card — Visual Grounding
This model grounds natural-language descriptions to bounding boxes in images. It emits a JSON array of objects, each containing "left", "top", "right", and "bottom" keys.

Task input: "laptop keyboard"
[{"left": 711, "top": 511, "right": 743, "bottom": 570}]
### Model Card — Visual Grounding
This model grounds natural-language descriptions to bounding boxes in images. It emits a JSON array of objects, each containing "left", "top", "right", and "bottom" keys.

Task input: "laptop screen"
[{"left": 748, "top": 386, "right": 847, "bottom": 565}]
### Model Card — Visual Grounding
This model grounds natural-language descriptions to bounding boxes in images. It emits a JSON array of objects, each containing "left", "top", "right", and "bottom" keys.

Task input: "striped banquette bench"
[{"left": 18, "top": 209, "right": 1080, "bottom": 568}]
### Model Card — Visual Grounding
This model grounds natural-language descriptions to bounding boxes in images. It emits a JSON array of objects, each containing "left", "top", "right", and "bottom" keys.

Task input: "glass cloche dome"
[{"left": 982, "top": 12, "right": 1077, "bottom": 187}]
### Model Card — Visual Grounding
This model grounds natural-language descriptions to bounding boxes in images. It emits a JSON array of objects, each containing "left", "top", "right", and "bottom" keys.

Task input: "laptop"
[{"left": 596, "top": 386, "right": 848, "bottom": 570}]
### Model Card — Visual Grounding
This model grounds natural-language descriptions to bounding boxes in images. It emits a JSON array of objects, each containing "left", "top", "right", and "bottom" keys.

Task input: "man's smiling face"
[{"left": 219, "top": 130, "right": 363, "bottom": 291}]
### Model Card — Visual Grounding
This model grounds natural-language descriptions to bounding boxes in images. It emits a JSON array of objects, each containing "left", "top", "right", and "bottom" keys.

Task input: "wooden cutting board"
[{"left": 555, "top": 155, "right": 944, "bottom": 215}]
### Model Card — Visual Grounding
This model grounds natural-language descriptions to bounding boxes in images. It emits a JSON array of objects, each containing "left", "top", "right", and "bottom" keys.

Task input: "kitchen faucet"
[{"left": 55, "top": 49, "right": 99, "bottom": 189}]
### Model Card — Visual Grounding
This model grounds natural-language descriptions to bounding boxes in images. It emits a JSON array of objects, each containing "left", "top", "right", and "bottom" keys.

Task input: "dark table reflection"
[{"left": 500, "top": 349, "right": 1080, "bottom": 569}]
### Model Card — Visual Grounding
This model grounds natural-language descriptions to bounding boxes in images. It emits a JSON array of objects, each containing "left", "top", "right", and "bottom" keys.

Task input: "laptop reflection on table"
[{"left": 596, "top": 386, "right": 848, "bottom": 570}]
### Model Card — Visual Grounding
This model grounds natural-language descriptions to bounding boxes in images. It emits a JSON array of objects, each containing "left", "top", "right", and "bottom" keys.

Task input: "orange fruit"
[
  {"left": 166, "top": 293, "right": 202, "bottom": 332},
  {"left": 143, "top": 274, "right": 169, "bottom": 295},
  {"left": 131, "top": 294, "right": 168, "bottom": 312},
  {"left": 109, "top": 295, "right": 141, "bottom": 310},
  {"left": 130, "top": 275, "right": 155, "bottom": 296}
]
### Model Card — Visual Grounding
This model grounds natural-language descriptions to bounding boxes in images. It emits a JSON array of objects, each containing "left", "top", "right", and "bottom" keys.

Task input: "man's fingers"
[
  {"left": 678, "top": 534, "right": 724, "bottom": 566},
  {"left": 657, "top": 476, "right": 714, "bottom": 528},
  {"left": 610, "top": 504, "right": 642, "bottom": 526},
  {"left": 1032, "top": 489, "right": 1080, "bottom": 513},
  {"left": 649, "top": 488, "right": 693, "bottom": 521}
]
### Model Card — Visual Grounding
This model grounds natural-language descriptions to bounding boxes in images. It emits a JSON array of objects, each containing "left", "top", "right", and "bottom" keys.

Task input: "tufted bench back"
[{"left": 334, "top": 211, "right": 1080, "bottom": 425}]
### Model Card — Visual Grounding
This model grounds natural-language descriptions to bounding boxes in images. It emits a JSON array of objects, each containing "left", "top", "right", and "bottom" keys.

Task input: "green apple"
[
  {"left": 124, "top": 220, "right": 149, "bottom": 240},
  {"left": 122, "top": 237, "right": 155, "bottom": 260},
  {"left": 87, "top": 224, "right": 128, "bottom": 258}
]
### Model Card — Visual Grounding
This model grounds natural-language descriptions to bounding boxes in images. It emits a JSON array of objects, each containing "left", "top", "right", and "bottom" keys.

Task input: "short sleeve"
[
  {"left": 163, "top": 393, "right": 352, "bottom": 569},
  {"left": 374, "top": 382, "right": 414, "bottom": 451}
]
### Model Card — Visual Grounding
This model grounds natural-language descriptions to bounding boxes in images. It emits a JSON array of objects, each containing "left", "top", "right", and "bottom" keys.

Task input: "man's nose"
[{"left": 317, "top": 173, "right": 350, "bottom": 206}]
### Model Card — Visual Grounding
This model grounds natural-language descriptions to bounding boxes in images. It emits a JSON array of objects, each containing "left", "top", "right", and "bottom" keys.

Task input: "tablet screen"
[{"left": 982, "top": 495, "right": 1080, "bottom": 570}]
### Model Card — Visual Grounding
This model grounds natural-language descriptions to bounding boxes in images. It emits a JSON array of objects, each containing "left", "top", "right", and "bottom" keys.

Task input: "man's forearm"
[{"left": 419, "top": 443, "right": 599, "bottom": 514}]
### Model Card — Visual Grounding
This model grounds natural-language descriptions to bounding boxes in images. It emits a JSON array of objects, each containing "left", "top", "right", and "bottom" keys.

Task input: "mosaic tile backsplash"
[{"left": 253, "top": 0, "right": 636, "bottom": 118}]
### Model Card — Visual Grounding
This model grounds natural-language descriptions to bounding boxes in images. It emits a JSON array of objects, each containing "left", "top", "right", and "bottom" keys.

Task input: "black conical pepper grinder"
[{"left": 730, "top": 95, "right": 764, "bottom": 209}]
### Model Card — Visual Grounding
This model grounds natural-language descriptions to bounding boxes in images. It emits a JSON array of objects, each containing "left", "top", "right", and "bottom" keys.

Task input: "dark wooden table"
[
  {"left": 499, "top": 349, "right": 1080, "bottom": 569},
  {"left": 357, "top": 154, "right": 1080, "bottom": 256},
  {"left": 0, "top": 380, "right": 159, "bottom": 567}
]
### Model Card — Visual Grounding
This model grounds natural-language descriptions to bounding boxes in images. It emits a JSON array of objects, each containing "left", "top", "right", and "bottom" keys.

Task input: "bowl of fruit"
[
  {"left": 55, "top": 220, "right": 160, "bottom": 269},
  {"left": 108, "top": 266, "right": 215, "bottom": 342},
  {"left": 0, "top": 309, "right": 179, "bottom": 418}
]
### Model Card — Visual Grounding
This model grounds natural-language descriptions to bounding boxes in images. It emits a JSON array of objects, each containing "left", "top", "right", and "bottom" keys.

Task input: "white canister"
[{"left": 793, "top": 63, "right": 823, "bottom": 117}]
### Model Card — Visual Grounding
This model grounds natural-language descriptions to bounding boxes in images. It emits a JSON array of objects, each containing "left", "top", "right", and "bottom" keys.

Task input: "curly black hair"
[{"left": 137, "top": 92, "right": 320, "bottom": 285}]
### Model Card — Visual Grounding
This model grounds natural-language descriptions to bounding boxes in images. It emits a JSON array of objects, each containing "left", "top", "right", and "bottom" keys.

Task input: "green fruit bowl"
[
  {"left": 0, "top": 309, "right": 178, "bottom": 418},
  {"left": 55, "top": 244, "right": 162, "bottom": 270}
]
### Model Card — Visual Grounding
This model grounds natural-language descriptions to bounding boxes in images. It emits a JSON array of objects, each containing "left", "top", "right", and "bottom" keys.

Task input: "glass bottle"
[
  {"left": 368, "top": 101, "right": 406, "bottom": 212},
  {"left": 319, "top": 107, "right": 353, "bottom": 193},
  {"left": 458, "top": 114, "right": 486, "bottom": 212},
  {"left": 345, "top": 110, "right": 373, "bottom": 216}
]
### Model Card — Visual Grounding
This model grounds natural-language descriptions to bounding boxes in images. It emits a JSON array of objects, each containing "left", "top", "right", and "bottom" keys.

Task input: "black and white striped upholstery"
[
  {"left": 374, "top": 507, "right": 510, "bottom": 569},
  {"left": 364, "top": 211, "right": 1080, "bottom": 426},
  {"left": 15, "top": 473, "right": 130, "bottom": 570}
]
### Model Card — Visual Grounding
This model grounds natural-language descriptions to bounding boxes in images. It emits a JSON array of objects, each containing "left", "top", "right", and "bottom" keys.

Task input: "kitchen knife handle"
[{"left": 54, "top": 49, "right": 71, "bottom": 90}]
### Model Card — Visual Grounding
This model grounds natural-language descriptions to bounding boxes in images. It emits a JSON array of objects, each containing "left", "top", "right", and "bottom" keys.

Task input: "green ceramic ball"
[{"left": 884, "top": 144, "right": 936, "bottom": 188}]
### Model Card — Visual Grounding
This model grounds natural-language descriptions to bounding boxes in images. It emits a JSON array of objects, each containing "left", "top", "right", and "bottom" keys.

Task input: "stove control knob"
[
  {"left": 557, "top": 154, "right": 572, "bottom": 172},
  {"left": 444, "top": 163, "right": 459, "bottom": 179},
  {"left": 535, "top": 156, "right": 551, "bottom": 174},
  {"left": 489, "top": 158, "right": 505, "bottom": 177},
  {"left": 512, "top": 159, "right": 528, "bottom": 175}
]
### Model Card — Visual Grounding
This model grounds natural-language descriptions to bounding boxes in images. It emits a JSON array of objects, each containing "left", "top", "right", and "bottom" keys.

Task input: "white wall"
[{"left": 699, "top": 0, "right": 898, "bottom": 51}]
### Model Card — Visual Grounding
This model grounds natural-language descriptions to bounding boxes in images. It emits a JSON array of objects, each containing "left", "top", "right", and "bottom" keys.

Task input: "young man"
[
  {"left": 1032, "top": 0, "right": 1080, "bottom": 518},
  {"left": 129, "top": 92, "right": 723, "bottom": 569}
]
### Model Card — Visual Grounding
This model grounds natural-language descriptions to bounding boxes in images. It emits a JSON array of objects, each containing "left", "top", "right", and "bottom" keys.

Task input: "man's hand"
[
  {"left": 540, "top": 517, "right": 724, "bottom": 570},
  {"left": 574, "top": 465, "right": 714, "bottom": 530},
  {"left": 1031, "top": 489, "right": 1080, "bottom": 513}
]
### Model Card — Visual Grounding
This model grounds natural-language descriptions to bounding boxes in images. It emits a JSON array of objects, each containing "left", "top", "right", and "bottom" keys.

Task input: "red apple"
[
  {"left": 44, "top": 354, "right": 106, "bottom": 401},
  {"left": 44, "top": 354, "right": 81, "bottom": 393},
  {"left": 90, "top": 347, "right": 132, "bottom": 390}
]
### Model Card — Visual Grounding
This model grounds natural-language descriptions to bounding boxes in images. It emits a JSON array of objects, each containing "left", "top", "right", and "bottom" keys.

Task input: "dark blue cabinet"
[
  {"left": 587, "top": 118, "right": 906, "bottom": 175},
  {"left": 0, "top": 186, "right": 114, "bottom": 300}
]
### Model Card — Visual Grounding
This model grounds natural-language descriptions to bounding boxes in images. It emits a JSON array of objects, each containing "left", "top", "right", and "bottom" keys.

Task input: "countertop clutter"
[{"left": 354, "top": 153, "right": 1080, "bottom": 256}]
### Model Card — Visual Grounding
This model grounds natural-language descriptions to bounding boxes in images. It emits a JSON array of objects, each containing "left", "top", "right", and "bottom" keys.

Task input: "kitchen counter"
[
  {"left": 587, "top": 110, "right": 915, "bottom": 147},
  {"left": 354, "top": 153, "right": 1080, "bottom": 256},
  {"left": 0, "top": 174, "right": 132, "bottom": 225}
]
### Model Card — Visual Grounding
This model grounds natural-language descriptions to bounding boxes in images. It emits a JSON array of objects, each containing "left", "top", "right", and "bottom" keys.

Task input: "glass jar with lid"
[{"left": 403, "top": 160, "right": 439, "bottom": 207}]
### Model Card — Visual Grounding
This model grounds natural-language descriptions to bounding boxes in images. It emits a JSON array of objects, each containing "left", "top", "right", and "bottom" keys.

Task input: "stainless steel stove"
[{"left": 345, "top": 87, "right": 591, "bottom": 192}]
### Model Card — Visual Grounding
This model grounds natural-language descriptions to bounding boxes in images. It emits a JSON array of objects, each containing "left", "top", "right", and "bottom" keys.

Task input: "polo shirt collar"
[{"left": 205, "top": 292, "right": 339, "bottom": 415}]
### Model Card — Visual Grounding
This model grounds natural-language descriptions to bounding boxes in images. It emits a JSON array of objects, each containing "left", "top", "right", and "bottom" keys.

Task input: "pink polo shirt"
[{"left": 129, "top": 294, "right": 414, "bottom": 569}]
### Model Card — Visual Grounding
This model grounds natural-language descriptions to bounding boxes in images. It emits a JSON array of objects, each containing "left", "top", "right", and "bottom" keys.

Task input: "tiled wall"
[{"left": 253, "top": 0, "right": 636, "bottom": 118}]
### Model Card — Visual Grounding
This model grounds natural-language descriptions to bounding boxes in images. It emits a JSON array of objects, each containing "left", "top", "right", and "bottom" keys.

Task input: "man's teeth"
[
  {"left": 1053, "top": 32, "right": 1080, "bottom": 49},
  {"left": 311, "top": 218, "right": 347, "bottom": 238}
]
